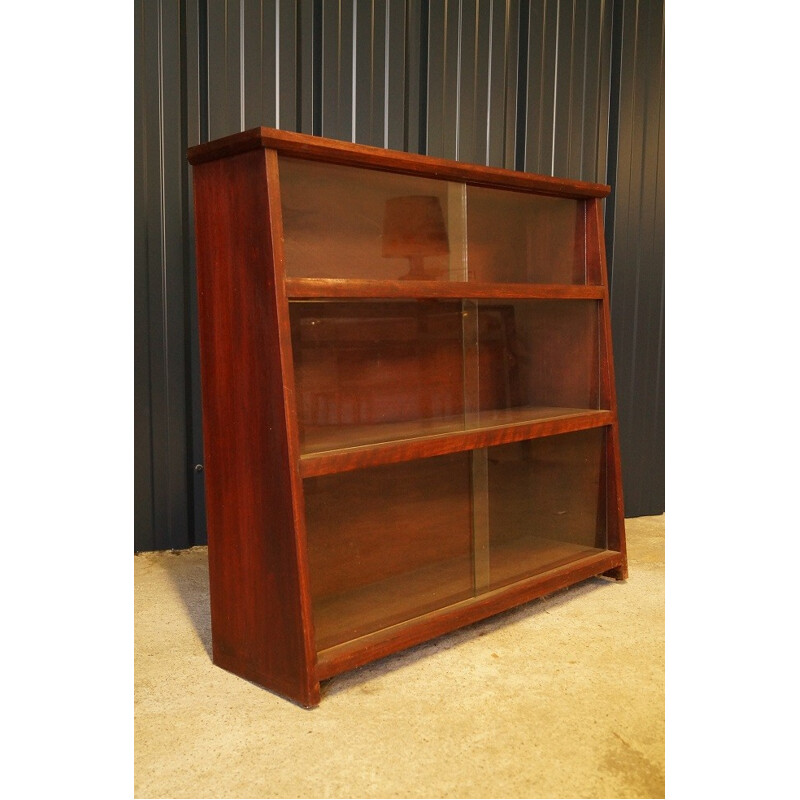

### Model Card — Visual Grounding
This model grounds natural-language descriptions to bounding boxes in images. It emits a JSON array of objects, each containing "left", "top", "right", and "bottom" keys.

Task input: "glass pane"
[
  {"left": 290, "top": 300, "right": 466, "bottom": 453},
  {"left": 471, "top": 299, "right": 601, "bottom": 418},
  {"left": 279, "top": 157, "right": 587, "bottom": 285},
  {"left": 279, "top": 156, "right": 464, "bottom": 281},
  {"left": 305, "top": 432, "right": 611, "bottom": 650},
  {"left": 484, "top": 429, "right": 609, "bottom": 591},
  {"left": 290, "top": 299, "right": 602, "bottom": 455},
  {"left": 305, "top": 453, "right": 474, "bottom": 651},
  {"left": 466, "top": 185, "right": 586, "bottom": 284}
]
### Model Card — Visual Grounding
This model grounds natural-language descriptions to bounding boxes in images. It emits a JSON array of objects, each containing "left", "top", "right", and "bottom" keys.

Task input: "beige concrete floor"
[{"left": 135, "top": 514, "right": 664, "bottom": 799}]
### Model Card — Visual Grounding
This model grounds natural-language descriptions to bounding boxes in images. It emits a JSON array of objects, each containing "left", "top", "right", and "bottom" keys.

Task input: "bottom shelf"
[
  {"left": 313, "top": 537, "right": 610, "bottom": 652},
  {"left": 315, "top": 546, "right": 623, "bottom": 681}
]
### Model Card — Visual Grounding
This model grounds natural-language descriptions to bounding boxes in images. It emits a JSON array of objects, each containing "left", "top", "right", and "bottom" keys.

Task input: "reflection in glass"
[
  {"left": 279, "top": 157, "right": 457, "bottom": 280},
  {"left": 278, "top": 156, "right": 587, "bottom": 284}
]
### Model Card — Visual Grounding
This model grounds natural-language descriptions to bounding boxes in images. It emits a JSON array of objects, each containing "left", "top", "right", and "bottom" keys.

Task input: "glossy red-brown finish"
[
  {"left": 285, "top": 278, "right": 606, "bottom": 300},
  {"left": 299, "top": 410, "right": 616, "bottom": 478},
  {"left": 192, "top": 148, "right": 319, "bottom": 707},
  {"left": 189, "top": 128, "right": 627, "bottom": 707},
  {"left": 187, "top": 127, "right": 611, "bottom": 200},
  {"left": 587, "top": 198, "right": 628, "bottom": 577}
]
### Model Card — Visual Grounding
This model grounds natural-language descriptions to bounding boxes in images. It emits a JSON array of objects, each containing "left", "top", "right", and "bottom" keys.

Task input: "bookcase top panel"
[{"left": 187, "top": 127, "right": 611, "bottom": 200}]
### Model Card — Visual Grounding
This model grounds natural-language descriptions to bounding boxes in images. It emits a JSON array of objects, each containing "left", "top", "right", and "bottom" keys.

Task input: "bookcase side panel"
[
  {"left": 192, "top": 149, "right": 319, "bottom": 706},
  {"left": 587, "top": 199, "right": 627, "bottom": 575}
]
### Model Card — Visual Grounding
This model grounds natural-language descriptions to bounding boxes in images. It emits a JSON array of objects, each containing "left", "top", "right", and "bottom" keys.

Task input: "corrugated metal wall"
[
  {"left": 135, "top": 0, "right": 664, "bottom": 551},
  {"left": 606, "top": 0, "right": 664, "bottom": 520}
]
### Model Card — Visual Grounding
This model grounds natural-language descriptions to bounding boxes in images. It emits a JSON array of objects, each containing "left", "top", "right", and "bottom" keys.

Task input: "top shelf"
[{"left": 285, "top": 278, "right": 605, "bottom": 300}]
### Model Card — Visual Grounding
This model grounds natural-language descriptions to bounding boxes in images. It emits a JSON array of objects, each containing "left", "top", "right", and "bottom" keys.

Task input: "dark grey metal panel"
[
  {"left": 184, "top": 0, "right": 207, "bottom": 544},
  {"left": 485, "top": 0, "right": 508, "bottom": 167},
  {"left": 297, "top": 0, "right": 316, "bottom": 133},
  {"left": 134, "top": 0, "right": 154, "bottom": 551},
  {"left": 278, "top": 0, "right": 300, "bottom": 130},
  {"left": 518, "top": 0, "right": 613, "bottom": 182},
  {"left": 551, "top": 0, "right": 580, "bottom": 178},
  {"left": 353, "top": 0, "right": 376, "bottom": 145},
  {"left": 423, "top": 0, "right": 445, "bottom": 157},
  {"left": 135, "top": 0, "right": 193, "bottom": 551},
  {"left": 606, "top": 0, "right": 665, "bottom": 517},
  {"left": 242, "top": 0, "right": 277, "bottom": 128},
  {"left": 503, "top": 0, "right": 522, "bottom": 170},
  {"left": 405, "top": 0, "right": 425, "bottom": 153},
  {"left": 456, "top": 0, "right": 478, "bottom": 163},
  {"left": 523, "top": 0, "right": 558, "bottom": 175},
  {"left": 587, "top": 0, "right": 613, "bottom": 183},
  {"left": 385, "top": 0, "right": 408, "bottom": 151},
  {"left": 320, "top": 0, "right": 351, "bottom": 140},
  {"left": 426, "top": 0, "right": 462, "bottom": 159},
  {"left": 207, "top": 0, "right": 244, "bottom": 138}
]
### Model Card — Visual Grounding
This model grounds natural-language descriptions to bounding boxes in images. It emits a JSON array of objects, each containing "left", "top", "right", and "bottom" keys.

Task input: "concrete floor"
[{"left": 135, "top": 514, "right": 664, "bottom": 799}]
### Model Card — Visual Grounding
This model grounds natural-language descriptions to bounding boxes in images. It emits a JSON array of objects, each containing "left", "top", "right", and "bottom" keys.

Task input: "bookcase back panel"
[{"left": 279, "top": 156, "right": 457, "bottom": 281}]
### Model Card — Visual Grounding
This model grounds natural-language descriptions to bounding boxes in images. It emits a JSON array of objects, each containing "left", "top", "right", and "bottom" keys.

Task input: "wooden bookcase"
[{"left": 187, "top": 128, "right": 627, "bottom": 708}]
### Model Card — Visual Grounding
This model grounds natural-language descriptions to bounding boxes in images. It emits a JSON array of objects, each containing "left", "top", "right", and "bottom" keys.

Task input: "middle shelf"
[
  {"left": 289, "top": 296, "right": 610, "bottom": 474},
  {"left": 299, "top": 406, "right": 613, "bottom": 476}
]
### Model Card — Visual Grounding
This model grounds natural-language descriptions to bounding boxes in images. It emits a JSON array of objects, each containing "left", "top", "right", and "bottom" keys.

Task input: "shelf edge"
[
  {"left": 300, "top": 410, "right": 615, "bottom": 478},
  {"left": 285, "top": 279, "right": 605, "bottom": 300}
]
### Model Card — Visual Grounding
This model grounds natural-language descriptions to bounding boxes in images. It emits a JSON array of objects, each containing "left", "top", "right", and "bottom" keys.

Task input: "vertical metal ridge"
[
  {"left": 485, "top": 0, "right": 494, "bottom": 164},
  {"left": 384, "top": 1, "right": 390, "bottom": 147},
  {"left": 276, "top": 0, "right": 281, "bottom": 127},
  {"left": 198, "top": 0, "right": 208, "bottom": 142},
  {"left": 180, "top": 0, "right": 202, "bottom": 545},
  {"left": 239, "top": 0, "right": 245, "bottom": 129},
  {"left": 605, "top": 0, "right": 665, "bottom": 516},
  {"left": 313, "top": 0, "right": 322, "bottom": 135},
  {"left": 550, "top": 0, "right": 560, "bottom": 176},
  {"left": 421, "top": 0, "right": 430, "bottom": 153},
  {"left": 578, "top": 0, "right": 589, "bottom": 180},
  {"left": 137, "top": 0, "right": 192, "bottom": 550},
  {"left": 135, "top": 0, "right": 155, "bottom": 550},
  {"left": 513, "top": 0, "right": 528, "bottom": 170},
  {"left": 455, "top": 0, "right": 463, "bottom": 159},
  {"left": 351, "top": 0, "right": 357, "bottom": 140},
  {"left": 406, "top": 0, "right": 427, "bottom": 154},
  {"left": 155, "top": 0, "right": 176, "bottom": 543}
]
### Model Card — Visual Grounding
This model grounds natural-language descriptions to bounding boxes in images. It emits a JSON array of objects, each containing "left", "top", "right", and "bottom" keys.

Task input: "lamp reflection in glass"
[{"left": 381, "top": 195, "right": 450, "bottom": 280}]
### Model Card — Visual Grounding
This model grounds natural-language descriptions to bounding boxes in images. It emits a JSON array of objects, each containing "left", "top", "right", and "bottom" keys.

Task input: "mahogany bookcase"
[{"left": 188, "top": 128, "right": 627, "bottom": 708}]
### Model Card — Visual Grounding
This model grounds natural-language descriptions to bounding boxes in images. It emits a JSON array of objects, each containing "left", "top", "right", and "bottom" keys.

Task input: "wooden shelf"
[
  {"left": 300, "top": 407, "right": 614, "bottom": 477},
  {"left": 286, "top": 277, "right": 605, "bottom": 300},
  {"left": 313, "top": 536, "right": 609, "bottom": 652},
  {"left": 315, "top": 542, "right": 622, "bottom": 679}
]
